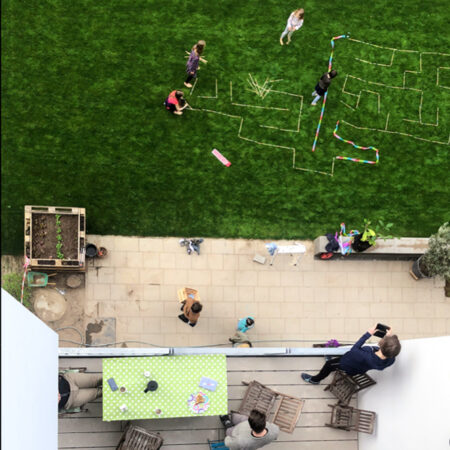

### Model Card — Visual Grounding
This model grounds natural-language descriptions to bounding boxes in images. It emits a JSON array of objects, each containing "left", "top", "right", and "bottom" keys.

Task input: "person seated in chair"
[
  {"left": 58, "top": 371, "right": 102, "bottom": 411},
  {"left": 178, "top": 297, "right": 203, "bottom": 327},
  {"left": 220, "top": 409, "right": 279, "bottom": 450},
  {"left": 302, "top": 324, "right": 401, "bottom": 384}
]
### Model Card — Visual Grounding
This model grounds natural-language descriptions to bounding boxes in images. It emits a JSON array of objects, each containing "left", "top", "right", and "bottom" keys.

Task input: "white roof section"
[
  {"left": 1, "top": 288, "right": 58, "bottom": 450},
  {"left": 359, "top": 335, "right": 450, "bottom": 450}
]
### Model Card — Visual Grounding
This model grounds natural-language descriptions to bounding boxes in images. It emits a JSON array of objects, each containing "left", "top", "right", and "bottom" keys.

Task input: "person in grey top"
[{"left": 221, "top": 409, "right": 279, "bottom": 450}]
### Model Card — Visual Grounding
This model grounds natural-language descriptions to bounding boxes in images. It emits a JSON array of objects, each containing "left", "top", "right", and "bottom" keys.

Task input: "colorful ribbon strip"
[
  {"left": 312, "top": 34, "right": 349, "bottom": 153},
  {"left": 333, "top": 120, "right": 380, "bottom": 164}
]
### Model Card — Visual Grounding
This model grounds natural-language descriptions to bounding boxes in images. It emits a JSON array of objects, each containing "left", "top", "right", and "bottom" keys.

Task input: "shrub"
[
  {"left": 2, "top": 272, "right": 33, "bottom": 310},
  {"left": 422, "top": 222, "right": 450, "bottom": 280}
]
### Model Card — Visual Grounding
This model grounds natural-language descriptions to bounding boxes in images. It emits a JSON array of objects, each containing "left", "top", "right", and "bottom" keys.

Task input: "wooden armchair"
[
  {"left": 237, "top": 380, "right": 278, "bottom": 417},
  {"left": 116, "top": 424, "right": 163, "bottom": 450},
  {"left": 324, "top": 370, "right": 376, "bottom": 405},
  {"left": 326, "top": 404, "right": 376, "bottom": 434},
  {"left": 237, "top": 380, "right": 304, "bottom": 434}
]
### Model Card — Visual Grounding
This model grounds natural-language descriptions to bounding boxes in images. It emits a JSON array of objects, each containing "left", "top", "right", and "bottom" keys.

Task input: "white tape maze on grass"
[{"left": 187, "top": 38, "right": 449, "bottom": 176}]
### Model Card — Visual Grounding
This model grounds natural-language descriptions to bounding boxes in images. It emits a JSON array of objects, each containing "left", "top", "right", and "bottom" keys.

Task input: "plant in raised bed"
[
  {"left": 352, "top": 219, "right": 394, "bottom": 252},
  {"left": 2, "top": 272, "right": 33, "bottom": 310},
  {"left": 55, "top": 214, "right": 65, "bottom": 259},
  {"left": 410, "top": 223, "right": 450, "bottom": 296}
]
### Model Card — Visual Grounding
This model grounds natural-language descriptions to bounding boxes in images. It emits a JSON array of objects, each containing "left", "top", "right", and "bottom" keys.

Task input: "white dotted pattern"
[{"left": 102, "top": 355, "right": 228, "bottom": 421}]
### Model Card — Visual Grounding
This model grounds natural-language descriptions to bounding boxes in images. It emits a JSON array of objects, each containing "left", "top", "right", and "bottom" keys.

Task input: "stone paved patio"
[{"left": 81, "top": 235, "right": 449, "bottom": 348}]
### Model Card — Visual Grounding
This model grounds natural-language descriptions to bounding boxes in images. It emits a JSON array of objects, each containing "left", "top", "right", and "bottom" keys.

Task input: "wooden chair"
[
  {"left": 326, "top": 404, "right": 376, "bottom": 434},
  {"left": 237, "top": 380, "right": 278, "bottom": 417},
  {"left": 116, "top": 424, "right": 163, "bottom": 450},
  {"left": 324, "top": 370, "right": 376, "bottom": 405},
  {"left": 237, "top": 381, "right": 304, "bottom": 434},
  {"left": 272, "top": 395, "right": 305, "bottom": 433}
]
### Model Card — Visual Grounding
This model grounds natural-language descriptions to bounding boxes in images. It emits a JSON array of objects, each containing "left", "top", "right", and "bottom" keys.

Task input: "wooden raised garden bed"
[{"left": 24, "top": 205, "right": 86, "bottom": 271}]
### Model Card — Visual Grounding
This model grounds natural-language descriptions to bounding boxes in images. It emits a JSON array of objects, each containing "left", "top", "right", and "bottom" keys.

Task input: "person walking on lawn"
[
  {"left": 184, "top": 40, "right": 207, "bottom": 88},
  {"left": 311, "top": 69, "right": 338, "bottom": 105},
  {"left": 220, "top": 409, "right": 279, "bottom": 450},
  {"left": 178, "top": 296, "right": 203, "bottom": 327},
  {"left": 302, "top": 325, "right": 401, "bottom": 384},
  {"left": 280, "top": 8, "right": 305, "bottom": 45}
]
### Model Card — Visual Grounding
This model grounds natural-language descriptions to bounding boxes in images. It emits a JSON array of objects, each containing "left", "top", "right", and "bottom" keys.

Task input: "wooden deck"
[{"left": 59, "top": 356, "right": 358, "bottom": 450}]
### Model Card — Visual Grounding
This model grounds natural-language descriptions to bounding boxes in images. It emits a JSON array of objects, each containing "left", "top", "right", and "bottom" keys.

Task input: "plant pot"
[
  {"left": 85, "top": 244, "right": 98, "bottom": 258},
  {"left": 411, "top": 256, "right": 431, "bottom": 279},
  {"left": 351, "top": 234, "right": 373, "bottom": 252},
  {"left": 97, "top": 247, "right": 108, "bottom": 258}
]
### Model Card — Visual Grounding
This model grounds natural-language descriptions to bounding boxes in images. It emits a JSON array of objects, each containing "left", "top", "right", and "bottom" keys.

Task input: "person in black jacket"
[
  {"left": 302, "top": 325, "right": 401, "bottom": 384},
  {"left": 311, "top": 69, "right": 338, "bottom": 105}
]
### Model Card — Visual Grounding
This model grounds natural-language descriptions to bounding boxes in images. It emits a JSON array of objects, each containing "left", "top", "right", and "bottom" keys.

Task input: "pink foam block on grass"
[{"left": 212, "top": 149, "right": 231, "bottom": 167}]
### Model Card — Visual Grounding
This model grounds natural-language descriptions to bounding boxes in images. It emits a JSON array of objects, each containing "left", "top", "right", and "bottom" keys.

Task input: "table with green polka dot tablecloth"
[{"left": 102, "top": 354, "right": 228, "bottom": 421}]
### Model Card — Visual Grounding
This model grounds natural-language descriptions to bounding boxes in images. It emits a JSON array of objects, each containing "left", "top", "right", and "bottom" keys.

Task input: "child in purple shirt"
[
  {"left": 184, "top": 40, "right": 207, "bottom": 88},
  {"left": 302, "top": 325, "right": 401, "bottom": 384}
]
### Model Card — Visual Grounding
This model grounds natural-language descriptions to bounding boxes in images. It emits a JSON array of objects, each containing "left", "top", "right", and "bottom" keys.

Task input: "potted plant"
[
  {"left": 410, "top": 223, "right": 450, "bottom": 296},
  {"left": 351, "top": 219, "right": 394, "bottom": 252}
]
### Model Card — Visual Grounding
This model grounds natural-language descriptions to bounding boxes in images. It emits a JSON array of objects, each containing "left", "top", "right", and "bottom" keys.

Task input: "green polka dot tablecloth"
[{"left": 102, "top": 354, "right": 228, "bottom": 421}]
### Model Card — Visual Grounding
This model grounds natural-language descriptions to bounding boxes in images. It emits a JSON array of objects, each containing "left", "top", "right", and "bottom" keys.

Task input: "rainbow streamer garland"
[
  {"left": 333, "top": 121, "right": 380, "bottom": 164},
  {"left": 311, "top": 34, "right": 349, "bottom": 153}
]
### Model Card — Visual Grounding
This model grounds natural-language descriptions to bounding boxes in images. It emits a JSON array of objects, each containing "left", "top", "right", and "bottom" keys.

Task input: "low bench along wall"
[{"left": 314, "top": 237, "right": 429, "bottom": 261}]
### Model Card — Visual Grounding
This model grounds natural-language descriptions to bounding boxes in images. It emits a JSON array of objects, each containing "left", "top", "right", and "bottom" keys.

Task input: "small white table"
[{"left": 269, "top": 243, "right": 306, "bottom": 266}]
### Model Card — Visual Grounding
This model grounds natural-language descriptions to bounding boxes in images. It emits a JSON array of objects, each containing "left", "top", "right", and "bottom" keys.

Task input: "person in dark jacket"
[
  {"left": 301, "top": 325, "right": 401, "bottom": 384},
  {"left": 311, "top": 69, "right": 337, "bottom": 105}
]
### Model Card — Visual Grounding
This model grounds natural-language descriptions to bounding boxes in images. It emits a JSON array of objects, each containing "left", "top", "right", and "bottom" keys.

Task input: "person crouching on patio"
[
  {"left": 178, "top": 297, "right": 203, "bottom": 327},
  {"left": 58, "top": 372, "right": 102, "bottom": 411},
  {"left": 220, "top": 409, "right": 279, "bottom": 449},
  {"left": 301, "top": 324, "right": 401, "bottom": 384},
  {"left": 164, "top": 90, "right": 187, "bottom": 115}
]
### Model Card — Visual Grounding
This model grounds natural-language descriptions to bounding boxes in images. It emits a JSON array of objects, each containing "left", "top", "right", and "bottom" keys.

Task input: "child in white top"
[{"left": 280, "top": 8, "right": 304, "bottom": 45}]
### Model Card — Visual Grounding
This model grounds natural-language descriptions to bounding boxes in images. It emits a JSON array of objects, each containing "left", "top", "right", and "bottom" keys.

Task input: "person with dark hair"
[
  {"left": 58, "top": 372, "right": 102, "bottom": 411},
  {"left": 220, "top": 409, "right": 279, "bottom": 449},
  {"left": 164, "top": 90, "right": 187, "bottom": 115},
  {"left": 184, "top": 40, "right": 207, "bottom": 88},
  {"left": 311, "top": 69, "right": 338, "bottom": 105},
  {"left": 178, "top": 296, "right": 203, "bottom": 327},
  {"left": 302, "top": 325, "right": 401, "bottom": 385}
]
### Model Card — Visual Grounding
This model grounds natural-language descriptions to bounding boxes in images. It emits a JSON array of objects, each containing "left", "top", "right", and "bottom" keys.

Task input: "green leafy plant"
[
  {"left": 360, "top": 219, "right": 395, "bottom": 246},
  {"left": 2, "top": 272, "right": 33, "bottom": 310},
  {"left": 421, "top": 222, "right": 450, "bottom": 280},
  {"left": 55, "top": 214, "right": 64, "bottom": 259}
]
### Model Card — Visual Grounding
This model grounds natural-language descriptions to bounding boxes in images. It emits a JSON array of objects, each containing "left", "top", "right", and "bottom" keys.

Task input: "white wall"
[
  {"left": 359, "top": 336, "right": 450, "bottom": 450},
  {"left": 1, "top": 288, "right": 58, "bottom": 450}
]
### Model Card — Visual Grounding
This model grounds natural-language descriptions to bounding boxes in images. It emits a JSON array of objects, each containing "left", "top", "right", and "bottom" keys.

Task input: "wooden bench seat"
[{"left": 314, "top": 236, "right": 428, "bottom": 260}]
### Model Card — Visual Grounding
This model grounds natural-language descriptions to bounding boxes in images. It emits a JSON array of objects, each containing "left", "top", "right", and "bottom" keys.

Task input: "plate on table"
[{"left": 187, "top": 391, "right": 210, "bottom": 414}]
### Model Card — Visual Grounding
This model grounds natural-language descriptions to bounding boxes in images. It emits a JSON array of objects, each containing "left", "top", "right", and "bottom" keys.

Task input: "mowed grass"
[{"left": 2, "top": 0, "right": 449, "bottom": 254}]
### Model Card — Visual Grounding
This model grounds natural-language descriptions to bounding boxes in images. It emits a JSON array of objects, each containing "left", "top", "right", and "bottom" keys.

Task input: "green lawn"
[{"left": 2, "top": 0, "right": 449, "bottom": 254}]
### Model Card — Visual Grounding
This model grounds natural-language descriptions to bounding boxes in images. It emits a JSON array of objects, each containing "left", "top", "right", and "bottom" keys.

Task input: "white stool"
[{"left": 269, "top": 243, "right": 306, "bottom": 266}]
